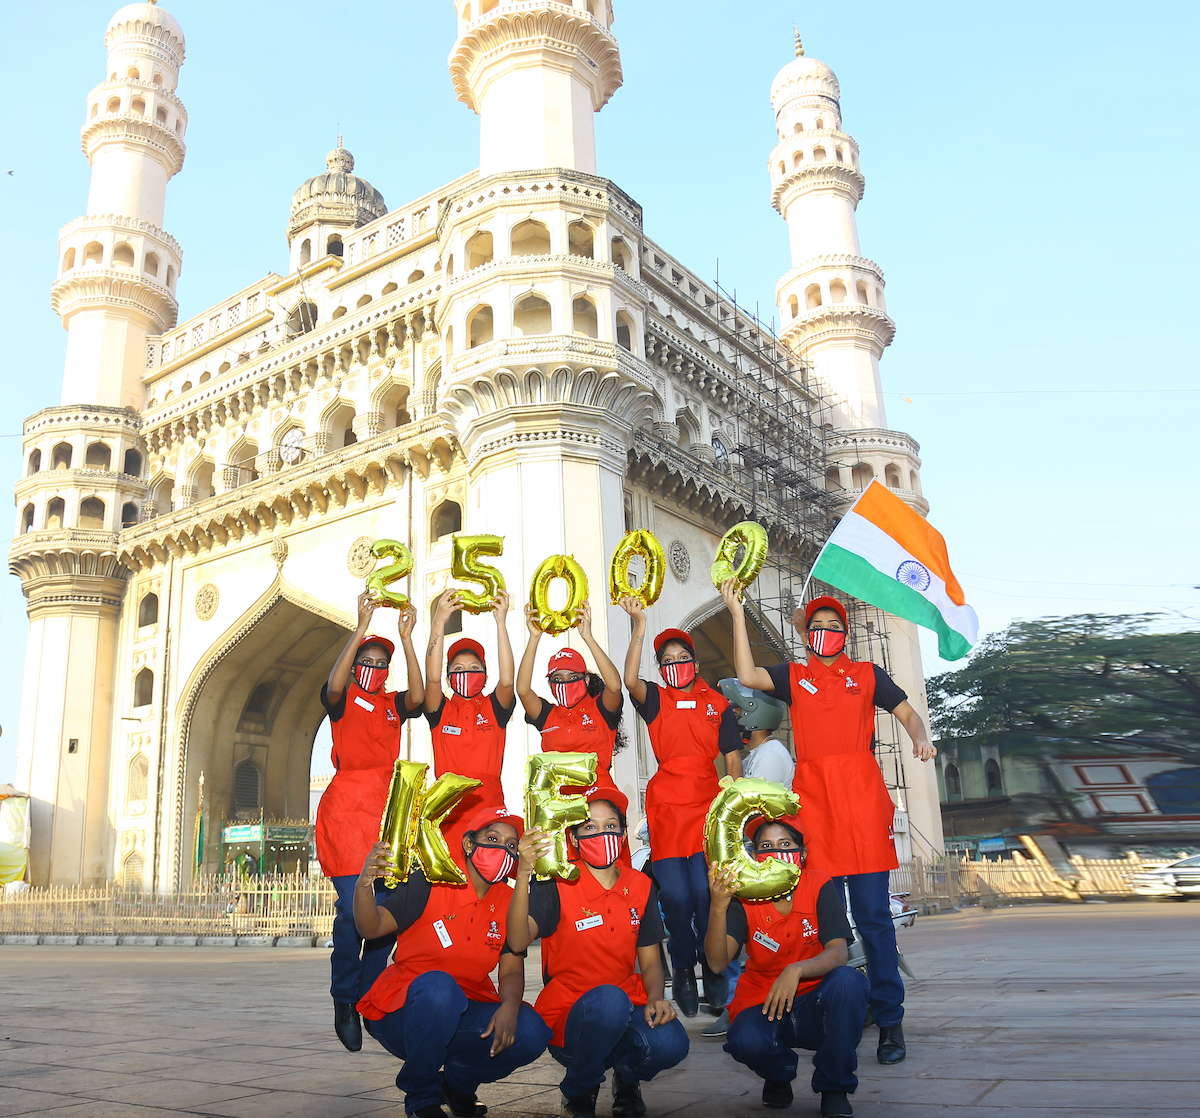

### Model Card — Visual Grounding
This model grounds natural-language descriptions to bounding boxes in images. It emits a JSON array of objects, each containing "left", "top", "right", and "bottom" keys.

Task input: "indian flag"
[{"left": 811, "top": 481, "right": 978, "bottom": 660}]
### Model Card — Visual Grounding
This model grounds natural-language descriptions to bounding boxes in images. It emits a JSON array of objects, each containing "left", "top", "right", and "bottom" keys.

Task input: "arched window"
[
  {"left": 408, "top": 269, "right": 425, "bottom": 284},
  {"left": 382, "top": 281, "right": 398, "bottom": 296},
  {"left": 884, "top": 464, "right": 902, "bottom": 489},
  {"left": 112, "top": 243, "right": 135, "bottom": 268},
  {"left": 829, "top": 279, "right": 847, "bottom": 302},
  {"left": 792, "top": 151, "right": 804, "bottom": 169},
  {"left": 124, "top": 448, "right": 142, "bottom": 477},
  {"left": 481, "top": 0, "right": 498, "bottom": 14},
  {"left": 468, "top": 304, "right": 494, "bottom": 348},
  {"left": 511, "top": 219, "right": 551, "bottom": 256},
  {"left": 134, "top": 667, "right": 154, "bottom": 708},
  {"left": 45, "top": 497, "right": 65, "bottom": 529},
  {"left": 787, "top": 295, "right": 799, "bottom": 319},
  {"left": 138, "top": 593, "right": 159, "bottom": 627},
  {"left": 909, "top": 470, "right": 921, "bottom": 494},
  {"left": 805, "top": 284, "right": 822, "bottom": 310},
  {"left": 572, "top": 295, "right": 598, "bottom": 338},
  {"left": 238, "top": 681, "right": 280, "bottom": 734},
  {"left": 152, "top": 73, "right": 163, "bottom": 85},
  {"left": 466, "top": 230, "right": 493, "bottom": 269},
  {"left": 611, "top": 238, "right": 631, "bottom": 271},
  {"left": 615, "top": 311, "right": 635, "bottom": 353},
  {"left": 855, "top": 280, "right": 870, "bottom": 305},
  {"left": 79, "top": 497, "right": 106, "bottom": 529},
  {"left": 84, "top": 241, "right": 103, "bottom": 266},
  {"left": 62, "top": 248, "right": 76, "bottom": 272},
  {"left": 835, "top": 147, "right": 844, "bottom": 162},
  {"left": 233, "top": 761, "right": 261, "bottom": 814},
  {"left": 332, "top": 306, "right": 347, "bottom": 320},
  {"left": 191, "top": 462, "right": 215, "bottom": 501},
  {"left": 285, "top": 300, "right": 317, "bottom": 339},
  {"left": 21, "top": 504, "right": 34, "bottom": 533},
  {"left": 106, "top": 96, "right": 121, "bottom": 113},
  {"left": 130, "top": 98, "right": 146, "bottom": 117},
  {"left": 121, "top": 852, "right": 145, "bottom": 892},
  {"left": 568, "top": 221, "right": 594, "bottom": 259},
  {"left": 26, "top": 449, "right": 41, "bottom": 476},
  {"left": 156, "top": 105, "right": 168, "bottom": 125},
  {"left": 985, "top": 759, "right": 1004, "bottom": 795},
  {"left": 143, "top": 251, "right": 160, "bottom": 278},
  {"left": 793, "top": 122, "right": 804, "bottom": 134},
  {"left": 299, "top": 238, "right": 312, "bottom": 266},
  {"left": 127, "top": 753, "right": 149, "bottom": 804},
  {"left": 121, "top": 502, "right": 138, "bottom": 528},
  {"left": 126, "top": 66, "right": 140, "bottom": 80},
  {"left": 813, "top": 145, "right": 827, "bottom": 161},
  {"left": 85, "top": 442, "right": 111, "bottom": 470},
  {"left": 165, "top": 265, "right": 175, "bottom": 288},
  {"left": 514, "top": 294, "right": 552, "bottom": 336},
  {"left": 850, "top": 463, "right": 874, "bottom": 488},
  {"left": 816, "top": 118, "right": 825, "bottom": 130},
  {"left": 356, "top": 293, "right": 372, "bottom": 308},
  {"left": 944, "top": 763, "right": 961, "bottom": 798},
  {"left": 327, "top": 235, "right": 343, "bottom": 258},
  {"left": 825, "top": 466, "right": 843, "bottom": 491},
  {"left": 432, "top": 500, "right": 462, "bottom": 540}
]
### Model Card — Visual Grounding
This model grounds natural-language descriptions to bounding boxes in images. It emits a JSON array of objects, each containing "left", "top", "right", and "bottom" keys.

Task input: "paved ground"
[{"left": 0, "top": 901, "right": 1196, "bottom": 1117}]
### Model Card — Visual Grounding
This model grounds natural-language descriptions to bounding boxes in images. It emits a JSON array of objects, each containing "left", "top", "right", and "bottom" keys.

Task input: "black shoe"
[
  {"left": 612, "top": 1071, "right": 646, "bottom": 1118},
  {"left": 701, "top": 1008, "right": 729, "bottom": 1038},
  {"left": 877, "top": 1024, "right": 906, "bottom": 1064},
  {"left": 442, "top": 1075, "right": 487, "bottom": 1116},
  {"left": 700, "top": 960, "right": 728, "bottom": 1011},
  {"left": 762, "top": 1080, "right": 793, "bottom": 1109},
  {"left": 333, "top": 999, "right": 362, "bottom": 1052},
  {"left": 561, "top": 1093, "right": 597, "bottom": 1118},
  {"left": 821, "top": 1091, "right": 854, "bottom": 1117},
  {"left": 673, "top": 966, "right": 699, "bottom": 1017}
]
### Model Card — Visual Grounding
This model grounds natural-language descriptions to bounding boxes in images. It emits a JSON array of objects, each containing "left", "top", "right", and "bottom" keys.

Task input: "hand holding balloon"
[
  {"left": 704, "top": 778, "right": 800, "bottom": 901},
  {"left": 366, "top": 540, "right": 415, "bottom": 607},
  {"left": 452, "top": 535, "right": 506, "bottom": 614},
  {"left": 710, "top": 522, "right": 768, "bottom": 598},
  {"left": 529, "top": 555, "right": 589, "bottom": 636},
  {"left": 609, "top": 530, "right": 665, "bottom": 609},
  {"left": 524, "top": 752, "right": 598, "bottom": 880}
]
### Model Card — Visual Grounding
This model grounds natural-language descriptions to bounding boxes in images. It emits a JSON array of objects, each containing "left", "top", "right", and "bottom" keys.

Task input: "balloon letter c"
[{"left": 704, "top": 778, "right": 801, "bottom": 901}]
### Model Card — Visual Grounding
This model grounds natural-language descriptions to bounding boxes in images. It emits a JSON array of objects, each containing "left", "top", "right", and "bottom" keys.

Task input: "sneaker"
[
  {"left": 611, "top": 1071, "right": 646, "bottom": 1117},
  {"left": 701, "top": 1009, "right": 729, "bottom": 1038},
  {"left": 762, "top": 1080, "right": 793, "bottom": 1109}
]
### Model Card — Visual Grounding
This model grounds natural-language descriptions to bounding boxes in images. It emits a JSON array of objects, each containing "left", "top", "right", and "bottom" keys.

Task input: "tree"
[{"left": 928, "top": 614, "right": 1200, "bottom": 768}]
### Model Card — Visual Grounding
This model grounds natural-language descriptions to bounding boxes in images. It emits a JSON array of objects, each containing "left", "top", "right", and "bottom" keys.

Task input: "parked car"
[{"left": 1129, "top": 854, "right": 1200, "bottom": 899}]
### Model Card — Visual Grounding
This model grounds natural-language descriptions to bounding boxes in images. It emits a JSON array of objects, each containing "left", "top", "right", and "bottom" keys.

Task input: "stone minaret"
[{"left": 10, "top": 2, "right": 186, "bottom": 886}]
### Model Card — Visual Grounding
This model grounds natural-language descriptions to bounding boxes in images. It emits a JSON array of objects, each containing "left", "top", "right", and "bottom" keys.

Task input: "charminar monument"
[{"left": 11, "top": 1, "right": 942, "bottom": 889}]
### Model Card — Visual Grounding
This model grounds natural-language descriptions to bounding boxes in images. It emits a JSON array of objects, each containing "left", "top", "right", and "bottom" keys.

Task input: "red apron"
[
  {"left": 534, "top": 866, "right": 651, "bottom": 1046},
  {"left": 539, "top": 694, "right": 621, "bottom": 799},
  {"left": 315, "top": 684, "right": 403, "bottom": 877},
  {"left": 357, "top": 879, "right": 512, "bottom": 1020},
  {"left": 788, "top": 659, "right": 898, "bottom": 877},
  {"left": 643, "top": 678, "right": 729, "bottom": 861},
  {"left": 728, "top": 870, "right": 831, "bottom": 1022},
  {"left": 431, "top": 692, "right": 508, "bottom": 851}
]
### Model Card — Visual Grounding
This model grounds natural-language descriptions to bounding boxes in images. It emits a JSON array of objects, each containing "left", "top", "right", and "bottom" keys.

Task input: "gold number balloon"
[
  {"left": 366, "top": 539, "right": 415, "bottom": 608},
  {"left": 452, "top": 534, "right": 506, "bottom": 614},
  {"left": 529, "top": 554, "right": 589, "bottom": 636},
  {"left": 378, "top": 759, "right": 482, "bottom": 887},
  {"left": 710, "top": 521, "right": 769, "bottom": 597},
  {"left": 704, "top": 777, "right": 801, "bottom": 901},
  {"left": 609, "top": 530, "right": 665, "bottom": 608},
  {"left": 524, "top": 752, "right": 598, "bottom": 881}
]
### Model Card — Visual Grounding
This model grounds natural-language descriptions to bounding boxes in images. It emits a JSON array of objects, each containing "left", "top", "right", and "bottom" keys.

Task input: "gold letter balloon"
[
  {"left": 529, "top": 554, "right": 589, "bottom": 636},
  {"left": 709, "top": 521, "right": 769, "bottom": 597},
  {"left": 377, "top": 759, "right": 482, "bottom": 887},
  {"left": 451, "top": 534, "right": 507, "bottom": 614},
  {"left": 524, "top": 752, "right": 598, "bottom": 881},
  {"left": 609, "top": 529, "right": 665, "bottom": 608},
  {"left": 366, "top": 539, "right": 415, "bottom": 608},
  {"left": 704, "top": 778, "right": 801, "bottom": 901}
]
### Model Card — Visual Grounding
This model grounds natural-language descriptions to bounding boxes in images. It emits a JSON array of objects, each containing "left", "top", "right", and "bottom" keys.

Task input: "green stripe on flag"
[{"left": 813, "top": 544, "right": 973, "bottom": 661}]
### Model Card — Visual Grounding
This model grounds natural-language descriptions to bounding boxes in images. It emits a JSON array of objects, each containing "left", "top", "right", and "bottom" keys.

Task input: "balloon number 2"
[
  {"left": 452, "top": 534, "right": 507, "bottom": 614},
  {"left": 366, "top": 539, "right": 415, "bottom": 607}
]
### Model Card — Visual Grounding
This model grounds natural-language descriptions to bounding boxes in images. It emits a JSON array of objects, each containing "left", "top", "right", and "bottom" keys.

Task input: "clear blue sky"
[{"left": 1, "top": 1, "right": 1197, "bottom": 781}]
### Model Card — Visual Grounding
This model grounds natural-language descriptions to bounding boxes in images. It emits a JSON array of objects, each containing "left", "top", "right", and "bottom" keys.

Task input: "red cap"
[
  {"left": 357, "top": 634, "right": 395, "bottom": 660},
  {"left": 746, "top": 813, "right": 805, "bottom": 843},
  {"left": 805, "top": 596, "right": 848, "bottom": 630},
  {"left": 463, "top": 805, "right": 524, "bottom": 839},
  {"left": 547, "top": 648, "right": 587, "bottom": 676},
  {"left": 586, "top": 786, "right": 629, "bottom": 818},
  {"left": 653, "top": 628, "right": 694, "bottom": 657},
  {"left": 447, "top": 637, "right": 486, "bottom": 667}
]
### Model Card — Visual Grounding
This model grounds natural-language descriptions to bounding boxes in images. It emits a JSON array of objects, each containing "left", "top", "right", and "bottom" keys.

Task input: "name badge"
[
  {"left": 753, "top": 930, "right": 780, "bottom": 953},
  {"left": 676, "top": 700, "right": 697, "bottom": 709},
  {"left": 433, "top": 919, "right": 453, "bottom": 948},
  {"left": 575, "top": 914, "right": 604, "bottom": 932},
  {"left": 798, "top": 678, "right": 818, "bottom": 695},
  {"left": 442, "top": 725, "right": 462, "bottom": 736},
  {"left": 353, "top": 696, "right": 376, "bottom": 711}
]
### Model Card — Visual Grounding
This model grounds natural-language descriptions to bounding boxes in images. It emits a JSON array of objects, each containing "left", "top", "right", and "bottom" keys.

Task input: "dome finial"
[{"left": 794, "top": 25, "right": 804, "bottom": 58}]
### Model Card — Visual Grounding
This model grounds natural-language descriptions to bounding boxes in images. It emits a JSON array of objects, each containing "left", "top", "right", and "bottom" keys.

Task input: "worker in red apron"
[
  {"left": 722, "top": 582, "right": 936, "bottom": 1065},
  {"left": 705, "top": 815, "right": 866, "bottom": 1117},
  {"left": 619, "top": 595, "right": 743, "bottom": 1017},
  {"left": 317, "top": 591, "right": 425, "bottom": 1052},
  {"left": 516, "top": 599, "right": 626, "bottom": 803},
  {"left": 354, "top": 807, "right": 551, "bottom": 1118},
  {"left": 507, "top": 792, "right": 688, "bottom": 1118},
  {"left": 425, "top": 588, "right": 516, "bottom": 852}
]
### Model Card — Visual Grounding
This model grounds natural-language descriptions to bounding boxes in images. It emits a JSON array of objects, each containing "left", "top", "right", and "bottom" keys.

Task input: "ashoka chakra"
[{"left": 896, "top": 560, "right": 931, "bottom": 592}]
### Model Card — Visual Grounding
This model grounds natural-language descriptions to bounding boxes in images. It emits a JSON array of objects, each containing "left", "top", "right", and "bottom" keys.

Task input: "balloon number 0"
[
  {"left": 609, "top": 529, "right": 665, "bottom": 608},
  {"left": 530, "top": 554, "right": 589, "bottom": 635},
  {"left": 452, "top": 534, "right": 507, "bottom": 614},
  {"left": 366, "top": 539, "right": 415, "bottom": 607},
  {"left": 704, "top": 778, "right": 801, "bottom": 901},
  {"left": 710, "top": 521, "right": 769, "bottom": 597},
  {"left": 525, "top": 752, "right": 598, "bottom": 881}
]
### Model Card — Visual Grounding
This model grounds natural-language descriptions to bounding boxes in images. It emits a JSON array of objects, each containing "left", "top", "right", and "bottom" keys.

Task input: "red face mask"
[
  {"left": 807, "top": 628, "right": 846, "bottom": 657},
  {"left": 660, "top": 659, "right": 697, "bottom": 689},
  {"left": 354, "top": 663, "right": 388, "bottom": 694},
  {"left": 469, "top": 844, "right": 516, "bottom": 883},
  {"left": 577, "top": 832, "right": 624, "bottom": 869},
  {"left": 755, "top": 849, "right": 801, "bottom": 865},
  {"left": 551, "top": 678, "right": 588, "bottom": 708},
  {"left": 450, "top": 670, "right": 486, "bottom": 699}
]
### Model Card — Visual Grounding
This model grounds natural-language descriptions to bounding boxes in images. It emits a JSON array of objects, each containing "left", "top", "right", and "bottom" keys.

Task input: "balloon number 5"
[
  {"left": 530, "top": 554, "right": 589, "bottom": 635},
  {"left": 452, "top": 534, "right": 506, "bottom": 614},
  {"left": 709, "top": 521, "right": 768, "bottom": 598},
  {"left": 609, "top": 529, "right": 665, "bottom": 608},
  {"left": 366, "top": 539, "right": 415, "bottom": 608},
  {"left": 703, "top": 778, "right": 801, "bottom": 901},
  {"left": 525, "top": 752, "right": 598, "bottom": 881}
]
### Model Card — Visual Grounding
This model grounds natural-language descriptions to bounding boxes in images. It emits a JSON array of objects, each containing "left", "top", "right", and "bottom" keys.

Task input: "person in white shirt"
[{"left": 718, "top": 679, "right": 795, "bottom": 787}]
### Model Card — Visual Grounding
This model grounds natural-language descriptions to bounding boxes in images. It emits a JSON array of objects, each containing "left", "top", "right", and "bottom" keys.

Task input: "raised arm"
[
  {"left": 703, "top": 863, "right": 742, "bottom": 971},
  {"left": 578, "top": 600, "right": 623, "bottom": 711},
  {"left": 328, "top": 591, "right": 381, "bottom": 704},
  {"left": 617, "top": 595, "right": 649, "bottom": 705},
  {"left": 425, "top": 590, "right": 461, "bottom": 713},
  {"left": 492, "top": 588, "right": 515, "bottom": 708},
  {"left": 720, "top": 578, "right": 774, "bottom": 692},
  {"left": 507, "top": 828, "right": 553, "bottom": 953},
  {"left": 395, "top": 602, "right": 425, "bottom": 711},
  {"left": 516, "top": 603, "right": 545, "bottom": 720},
  {"left": 893, "top": 700, "right": 936, "bottom": 762}
]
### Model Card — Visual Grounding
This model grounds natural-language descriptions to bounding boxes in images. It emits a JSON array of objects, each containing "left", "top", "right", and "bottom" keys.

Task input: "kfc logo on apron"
[
  {"left": 801, "top": 918, "right": 817, "bottom": 939},
  {"left": 582, "top": 712, "right": 595, "bottom": 727},
  {"left": 629, "top": 907, "right": 640, "bottom": 927},
  {"left": 476, "top": 712, "right": 489, "bottom": 727},
  {"left": 386, "top": 707, "right": 399, "bottom": 724}
]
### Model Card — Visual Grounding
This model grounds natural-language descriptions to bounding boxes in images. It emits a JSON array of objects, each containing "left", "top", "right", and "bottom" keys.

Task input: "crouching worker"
[
  {"left": 706, "top": 817, "right": 867, "bottom": 1118},
  {"left": 508, "top": 794, "right": 689, "bottom": 1118},
  {"left": 354, "top": 807, "right": 552, "bottom": 1118}
]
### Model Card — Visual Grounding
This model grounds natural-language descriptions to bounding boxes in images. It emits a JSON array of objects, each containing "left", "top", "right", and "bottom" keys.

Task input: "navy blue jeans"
[
  {"left": 724, "top": 967, "right": 869, "bottom": 1093},
  {"left": 330, "top": 874, "right": 396, "bottom": 1005},
  {"left": 549, "top": 985, "right": 689, "bottom": 1099},
  {"left": 837, "top": 871, "right": 904, "bottom": 1026},
  {"left": 651, "top": 852, "right": 711, "bottom": 970},
  {"left": 370, "top": 971, "right": 551, "bottom": 1114}
]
